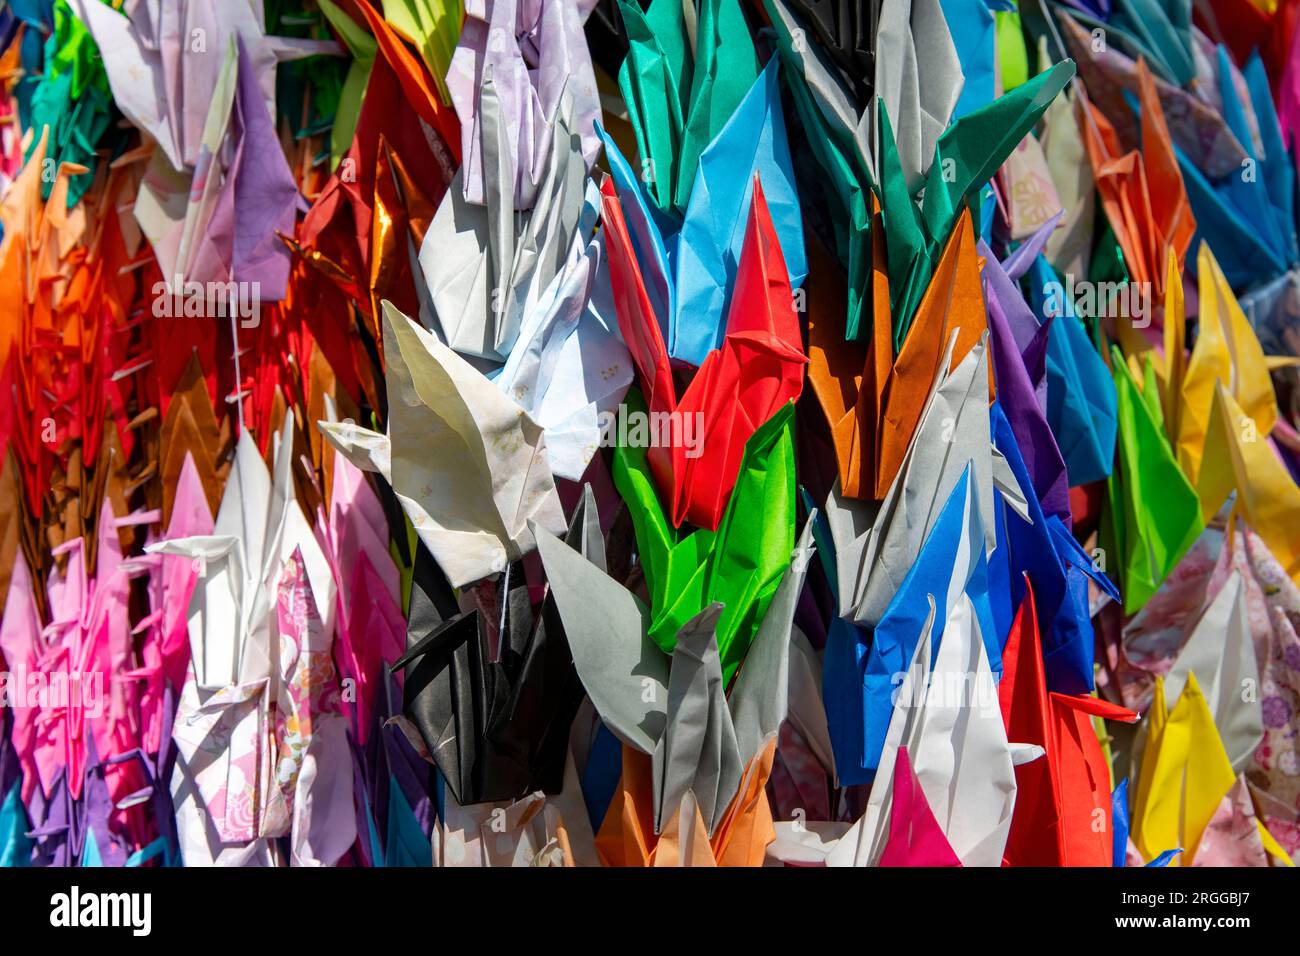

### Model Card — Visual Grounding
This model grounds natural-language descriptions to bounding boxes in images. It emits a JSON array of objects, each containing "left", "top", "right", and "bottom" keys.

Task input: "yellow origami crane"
[{"left": 1131, "top": 673, "right": 1291, "bottom": 866}]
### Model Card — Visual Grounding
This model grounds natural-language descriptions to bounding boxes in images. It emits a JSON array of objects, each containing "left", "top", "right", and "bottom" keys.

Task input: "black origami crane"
[{"left": 391, "top": 486, "right": 606, "bottom": 805}]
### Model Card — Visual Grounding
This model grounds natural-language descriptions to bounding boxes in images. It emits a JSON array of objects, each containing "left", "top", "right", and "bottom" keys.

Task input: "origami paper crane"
[
  {"left": 419, "top": 89, "right": 592, "bottom": 361},
  {"left": 1022, "top": 253, "right": 1117, "bottom": 487},
  {"left": 67, "top": 0, "right": 341, "bottom": 173},
  {"left": 992, "top": 397, "right": 1118, "bottom": 694},
  {"left": 1078, "top": 64, "right": 1195, "bottom": 355},
  {"left": 1036, "top": 53, "right": 1097, "bottom": 277},
  {"left": 807, "top": 207, "right": 986, "bottom": 501},
  {"left": 391, "top": 486, "right": 598, "bottom": 806},
  {"left": 1131, "top": 672, "right": 1292, "bottom": 866},
  {"left": 318, "top": 300, "right": 567, "bottom": 589},
  {"left": 25, "top": 0, "right": 115, "bottom": 208},
  {"left": 491, "top": 234, "right": 634, "bottom": 480},
  {"left": 824, "top": 332, "right": 1001, "bottom": 629},
  {"left": 417, "top": 92, "right": 635, "bottom": 476},
  {"left": 69, "top": 0, "right": 353, "bottom": 306},
  {"left": 123, "top": 33, "right": 304, "bottom": 302},
  {"left": 602, "top": 173, "right": 806, "bottom": 530},
  {"left": 1197, "top": 382, "right": 1300, "bottom": 584},
  {"left": 448, "top": 0, "right": 600, "bottom": 211},
  {"left": 1052, "top": 9, "right": 1246, "bottom": 178},
  {"left": 869, "top": 0, "right": 964, "bottom": 191},
  {"left": 600, "top": 51, "right": 807, "bottom": 369},
  {"left": 1119, "top": 503, "right": 1234, "bottom": 710},
  {"left": 999, "top": 578, "right": 1139, "bottom": 866},
  {"left": 1121, "top": 505, "right": 1300, "bottom": 851},
  {"left": 1177, "top": 50, "right": 1298, "bottom": 291},
  {"left": 1106, "top": 343, "right": 1204, "bottom": 613},
  {"left": 150, "top": 420, "right": 349, "bottom": 866},
  {"left": 826, "top": 560, "right": 1022, "bottom": 866},
  {"left": 877, "top": 60, "right": 1075, "bottom": 346},
  {"left": 533, "top": 498, "right": 813, "bottom": 862},
  {"left": 1164, "top": 244, "right": 1279, "bottom": 488},
  {"left": 763, "top": 0, "right": 967, "bottom": 196},
  {"left": 614, "top": 0, "right": 758, "bottom": 216},
  {"left": 1157, "top": 569, "right": 1263, "bottom": 774},
  {"left": 612, "top": 400, "right": 798, "bottom": 682},
  {"left": 824, "top": 465, "right": 1001, "bottom": 787},
  {"left": 981, "top": 236, "right": 1070, "bottom": 522}
]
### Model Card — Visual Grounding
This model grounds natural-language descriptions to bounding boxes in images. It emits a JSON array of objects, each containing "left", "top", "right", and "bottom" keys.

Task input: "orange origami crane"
[
  {"left": 595, "top": 739, "right": 779, "bottom": 867},
  {"left": 807, "top": 204, "right": 989, "bottom": 500},
  {"left": 1079, "top": 57, "right": 1195, "bottom": 359}
]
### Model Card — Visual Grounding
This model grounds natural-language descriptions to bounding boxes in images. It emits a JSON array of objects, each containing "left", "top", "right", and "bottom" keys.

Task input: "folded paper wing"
[
  {"left": 827, "top": 577, "right": 1016, "bottom": 866},
  {"left": 845, "top": 465, "right": 999, "bottom": 783},
  {"left": 1197, "top": 383, "right": 1300, "bottom": 584},
  {"left": 871, "top": 0, "right": 964, "bottom": 193},
  {"left": 491, "top": 234, "right": 634, "bottom": 481},
  {"left": 420, "top": 94, "right": 588, "bottom": 361},
  {"left": 998, "top": 579, "right": 1059, "bottom": 866},
  {"left": 1108, "top": 347, "right": 1204, "bottom": 612},
  {"left": 1078, "top": 57, "right": 1195, "bottom": 307},
  {"left": 1174, "top": 245, "right": 1279, "bottom": 489},
  {"left": 1024, "top": 256, "right": 1118, "bottom": 487},
  {"left": 887, "top": 61, "right": 1075, "bottom": 343},
  {"left": 673, "top": 56, "right": 807, "bottom": 366},
  {"left": 1133, "top": 672, "right": 1292, "bottom": 866},
  {"left": 616, "top": 0, "right": 759, "bottom": 217},
  {"left": 808, "top": 206, "right": 988, "bottom": 501},
  {"left": 151, "top": 420, "right": 338, "bottom": 865},
  {"left": 1160, "top": 570, "right": 1264, "bottom": 774},
  {"left": 1175, "top": 50, "right": 1297, "bottom": 291}
]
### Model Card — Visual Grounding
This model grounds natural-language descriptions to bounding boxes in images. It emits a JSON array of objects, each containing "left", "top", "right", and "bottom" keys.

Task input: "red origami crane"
[
  {"left": 600, "top": 174, "right": 807, "bottom": 530},
  {"left": 1000, "top": 576, "right": 1138, "bottom": 866}
]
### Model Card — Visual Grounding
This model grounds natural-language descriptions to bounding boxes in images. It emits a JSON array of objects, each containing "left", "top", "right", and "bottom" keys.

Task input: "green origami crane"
[
  {"left": 617, "top": 0, "right": 758, "bottom": 216},
  {"left": 319, "top": 0, "right": 379, "bottom": 169},
  {"left": 612, "top": 390, "right": 796, "bottom": 684},
  {"left": 381, "top": 0, "right": 462, "bottom": 104},
  {"left": 1103, "top": 346, "right": 1204, "bottom": 614},
  {"left": 27, "top": 0, "right": 114, "bottom": 207},
  {"left": 764, "top": 0, "right": 1075, "bottom": 351},
  {"left": 879, "top": 59, "right": 1076, "bottom": 349}
]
